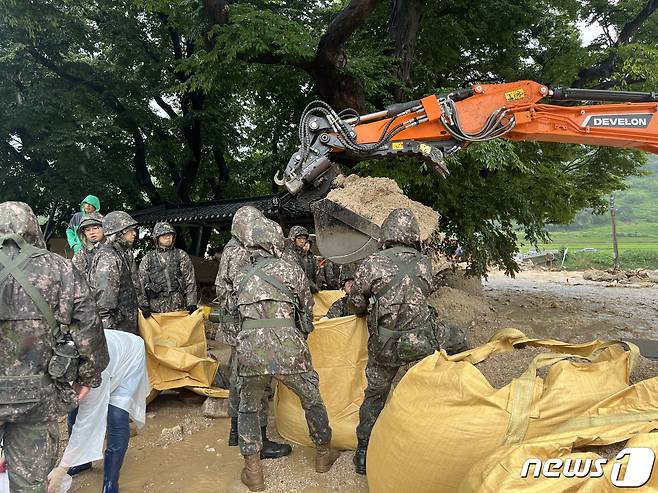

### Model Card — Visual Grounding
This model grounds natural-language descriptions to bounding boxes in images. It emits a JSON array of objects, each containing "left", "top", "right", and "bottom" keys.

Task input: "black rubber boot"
[
  {"left": 67, "top": 462, "right": 92, "bottom": 476},
  {"left": 228, "top": 417, "right": 239, "bottom": 447},
  {"left": 353, "top": 441, "right": 367, "bottom": 475},
  {"left": 260, "top": 426, "right": 292, "bottom": 459}
]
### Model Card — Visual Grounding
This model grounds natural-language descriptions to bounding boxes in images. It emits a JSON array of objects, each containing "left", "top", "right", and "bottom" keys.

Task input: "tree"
[{"left": 1, "top": 0, "right": 657, "bottom": 272}]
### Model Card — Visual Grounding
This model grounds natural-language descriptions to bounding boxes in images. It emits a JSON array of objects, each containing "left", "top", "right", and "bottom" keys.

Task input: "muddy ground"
[{"left": 66, "top": 270, "right": 658, "bottom": 492}]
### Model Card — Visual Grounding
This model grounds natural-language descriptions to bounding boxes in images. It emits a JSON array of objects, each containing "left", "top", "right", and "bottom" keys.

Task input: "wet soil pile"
[{"left": 327, "top": 174, "right": 440, "bottom": 240}]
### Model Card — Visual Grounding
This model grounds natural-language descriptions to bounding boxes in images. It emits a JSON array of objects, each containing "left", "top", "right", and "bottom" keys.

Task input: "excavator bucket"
[{"left": 311, "top": 198, "right": 381, "bottom": 264}]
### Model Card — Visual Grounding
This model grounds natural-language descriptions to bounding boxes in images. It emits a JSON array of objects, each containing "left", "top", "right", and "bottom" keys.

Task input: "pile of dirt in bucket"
[{"left": 327, "top": 174, "right": 440, "bottom": 240}]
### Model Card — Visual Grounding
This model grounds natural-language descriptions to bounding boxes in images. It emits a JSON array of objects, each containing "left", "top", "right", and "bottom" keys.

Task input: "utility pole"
[{"left": 610, "top": 195, "right": 620, "bottom": 271}]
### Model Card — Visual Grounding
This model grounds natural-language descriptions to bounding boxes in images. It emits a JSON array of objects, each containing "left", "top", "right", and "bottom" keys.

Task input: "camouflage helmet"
[
  {"left": 153, "top": 222, "right": 176, "bottom": 239},
  {"left": 339, "top": 266, "right": 355, "bottom": 286},
  {"left": 288, "top": 225, "right": 309, "bottom": 241},
  {"left": 231, "top": 206, "right": 264, "bottom": 246},
  {"left": 102, "top": 211, "right": 138, "bottom": 236},
  {"left": 78, "top": 212, "right": 104, "bottom": 242},
  {"left": 0, "top": 201, "right": 46, "bottom": 249},
  {"left": 79, "top": 212, "right": 104, "bottom": 231},
  {"left": 381, "top": 208, "right": 420, "bottom": 248}
]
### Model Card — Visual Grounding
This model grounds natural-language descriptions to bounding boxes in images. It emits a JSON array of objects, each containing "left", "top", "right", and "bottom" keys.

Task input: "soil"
[
  {"left": 474, "top": 347, "right": 553, "bottom": 389},
  {"left": 63, "top": 269, "right": 658, "bottom": 492},
  {"left": 327, "top": 175, "right": 440, "bottom": 240}
]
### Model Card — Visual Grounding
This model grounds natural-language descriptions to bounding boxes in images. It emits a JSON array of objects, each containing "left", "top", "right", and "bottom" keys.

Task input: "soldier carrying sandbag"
[{"left": 349, "top": 208, "right": 436, "bottom": 475}]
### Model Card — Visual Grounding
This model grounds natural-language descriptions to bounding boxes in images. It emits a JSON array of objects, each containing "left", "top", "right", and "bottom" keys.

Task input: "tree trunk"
[
  {"left": 388, "top": 0, "right": 425, "bottom": 102},
  {"left": 309, "top": 0, "right": 383, "bottom": 111}
]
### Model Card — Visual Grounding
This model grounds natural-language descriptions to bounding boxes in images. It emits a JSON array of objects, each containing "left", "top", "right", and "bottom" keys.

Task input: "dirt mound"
[
  {"left": 475, "top": 346, "right": 553, "bottom": 388},
  {"left": 630, "top": 355, "right": 658, "bottom": 385},
  {"left": 433, "top": 268, "right": 482, "bottom": 296},
  {"left": 429, "top": 286, "right": 491, "bottom": 327},
  {"left": 583, "top": 268, "right": 658, "bottom": 285},
  {"left": 328, "top": 174, "right": 440, "bottom": 240}
]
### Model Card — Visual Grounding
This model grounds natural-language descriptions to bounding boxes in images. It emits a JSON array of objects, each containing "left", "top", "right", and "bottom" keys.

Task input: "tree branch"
[
  {"left": 573, "top": 0, "right": 658, "bottom": 87},
  {"left": 308, "top": 0, "right": 383, "bottom": 110},
  {"left": 154, "top": 95, "right": 179, "bottom": 119},
  {"left": 27, "top": 47, "right": 163, "bottom": 204}
]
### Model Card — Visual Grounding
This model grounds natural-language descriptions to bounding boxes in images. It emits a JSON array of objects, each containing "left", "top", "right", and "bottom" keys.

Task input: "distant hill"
[
  {"left": 528, "top": 155, "right": 658, "bottom": 269},
  {"left": 548, "top": 155, "right": 658, "bottom": 231}
]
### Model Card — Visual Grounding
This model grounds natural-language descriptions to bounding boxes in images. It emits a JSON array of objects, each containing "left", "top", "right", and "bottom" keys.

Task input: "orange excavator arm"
[{"left": 276, "top": 80, "right": 658, "bottom": 202}]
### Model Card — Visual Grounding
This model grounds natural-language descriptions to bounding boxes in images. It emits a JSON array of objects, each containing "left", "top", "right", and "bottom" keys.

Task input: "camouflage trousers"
[
  {"left": 356, "top": 360, "right": 405, "bottom": 444},
  {"left": 238, "top": 370, "right": 331, "bottom": 456},
  {"left": 0, "top": 420, "right": 59, "bottom": 493},
  {"left": 227, "top": 347, "right": 268, "bottom": 427}
]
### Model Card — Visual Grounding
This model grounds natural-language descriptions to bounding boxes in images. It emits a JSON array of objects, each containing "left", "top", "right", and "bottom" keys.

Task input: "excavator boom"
[{"left": 276, "top": 80, "right": 658, "bottom": 263}]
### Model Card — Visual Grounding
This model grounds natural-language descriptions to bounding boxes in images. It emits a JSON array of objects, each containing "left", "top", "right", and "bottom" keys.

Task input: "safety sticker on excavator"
[
  {"left": 582, "top": 113, "right": 653, "bottom": 128},
  {"left": 504, "top": 89, "right": 526, "bottom": 101},
  {"left": 419, "top": 143, "right": 432, "bottom": 155},
  {"left": 392, "top": 142, "right": 404, "bottom": 150}
]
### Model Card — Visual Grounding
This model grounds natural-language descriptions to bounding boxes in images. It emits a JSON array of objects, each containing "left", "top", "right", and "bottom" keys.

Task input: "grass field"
[{"left": 518, "top": 222, "right": 658, "bottom": 271}]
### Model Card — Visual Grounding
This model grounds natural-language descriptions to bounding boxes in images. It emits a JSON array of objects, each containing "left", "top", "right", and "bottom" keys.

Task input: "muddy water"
[{"left": 484, "top": 270, "right": 658, "bottom": 342}]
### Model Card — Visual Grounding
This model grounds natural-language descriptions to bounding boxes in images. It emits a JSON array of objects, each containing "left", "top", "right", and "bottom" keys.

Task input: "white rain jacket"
[{"left": 59, "top": 330, "right": 150, "bottom": 468}]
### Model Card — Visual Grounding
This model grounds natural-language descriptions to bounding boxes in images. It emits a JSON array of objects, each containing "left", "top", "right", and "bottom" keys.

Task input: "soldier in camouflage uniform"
[
  {"left": 348, "top": 208, "right": 436, "bottom": 475},
  {"left": 88, "top": 211, "right": 139, "bottom": 334},
  {"left": 281, "top": 225, "right": 319, "bottom": 293},
  {"left": 71, "top": 212, "right": 105, "bottom": 280},
  {"left": 214, "top": 207, "right": 290, "bottom": 460},
  {"left": 138, "top": 222, "right": 197, "bottom": 316},
  {"left": 0, "top": 201, "right": 109, "bottom": 493},
  {"left": 234, "top": 214, "right": 339, "bottom": 491},
  {"left": 325, "top": 267, "right": 356, "bottom": 319}
]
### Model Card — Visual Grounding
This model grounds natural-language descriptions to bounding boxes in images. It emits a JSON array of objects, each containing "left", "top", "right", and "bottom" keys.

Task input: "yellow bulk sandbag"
[
  {"left": 313, "top": 290, "right": 344, "bottom": 320},
  {"left": 461, "top": 410, "right": 658, "bottom": 493},
  {"left": 367, "top": 329, "right": 657, "bottom": 493},
  {"left": 274, "top": 314, "right": 368, "bottom": 450},
  {"left": 139, "top": 310, "right": 219, "bottom": 390}
]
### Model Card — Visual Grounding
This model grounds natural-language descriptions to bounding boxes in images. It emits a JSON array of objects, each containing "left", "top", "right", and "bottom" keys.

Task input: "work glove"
[
  {"left": 141, "top": 307, "right": 152, "bottom": 318},
  {"left": 187, "top": 305, "right": 197, "bottom": 314}
]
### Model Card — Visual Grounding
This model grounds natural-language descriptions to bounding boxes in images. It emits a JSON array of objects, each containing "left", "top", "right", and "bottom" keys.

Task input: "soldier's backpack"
[
  {"left": 370, "top": 246, "right": 437, "bottom": 363},
  {"left": 0, "top": 234, "right": 80, "bottom": 404},
  {"left": 237, "top": 257, "right": 314, "bottom": 336}
]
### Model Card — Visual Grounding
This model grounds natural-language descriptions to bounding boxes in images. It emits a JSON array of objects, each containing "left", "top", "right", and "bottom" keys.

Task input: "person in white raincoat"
[{"left": 47, "top": 330, "right": 150, "bottom": 493}]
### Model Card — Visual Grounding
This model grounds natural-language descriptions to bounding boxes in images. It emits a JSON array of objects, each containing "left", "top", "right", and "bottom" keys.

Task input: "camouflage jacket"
[
  {"left": 349, "top": 245, "right": 433, "bottom": 365},
  {"left": 0, "top": 201, "right": 109, "bottom": 422},
  {"left": 322, "top": 259, "right": 341, "bottom": 290},
  {"left": 214, "top": 237, "right": 250, "bottom": 346},
  {"left": 325, "top": 296, "right": 353, "bottom": 319},
  {"left": 322, "top": 260, "right": 359, "bottom": 290},
  {"left": 89, "top": 241, "right": 138, "bottom": 334},
  {"left": 138, "top": 247, "right": 197, "bottom": 312},
  {"left": 235, "top": 254, "right": 314, "bottom": 376},
  {"left": 281, "top": 246, "right": 319, "bottom": 293},
  {"left": 71, "top": 240, "right": 104, "bottom": 281}
]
